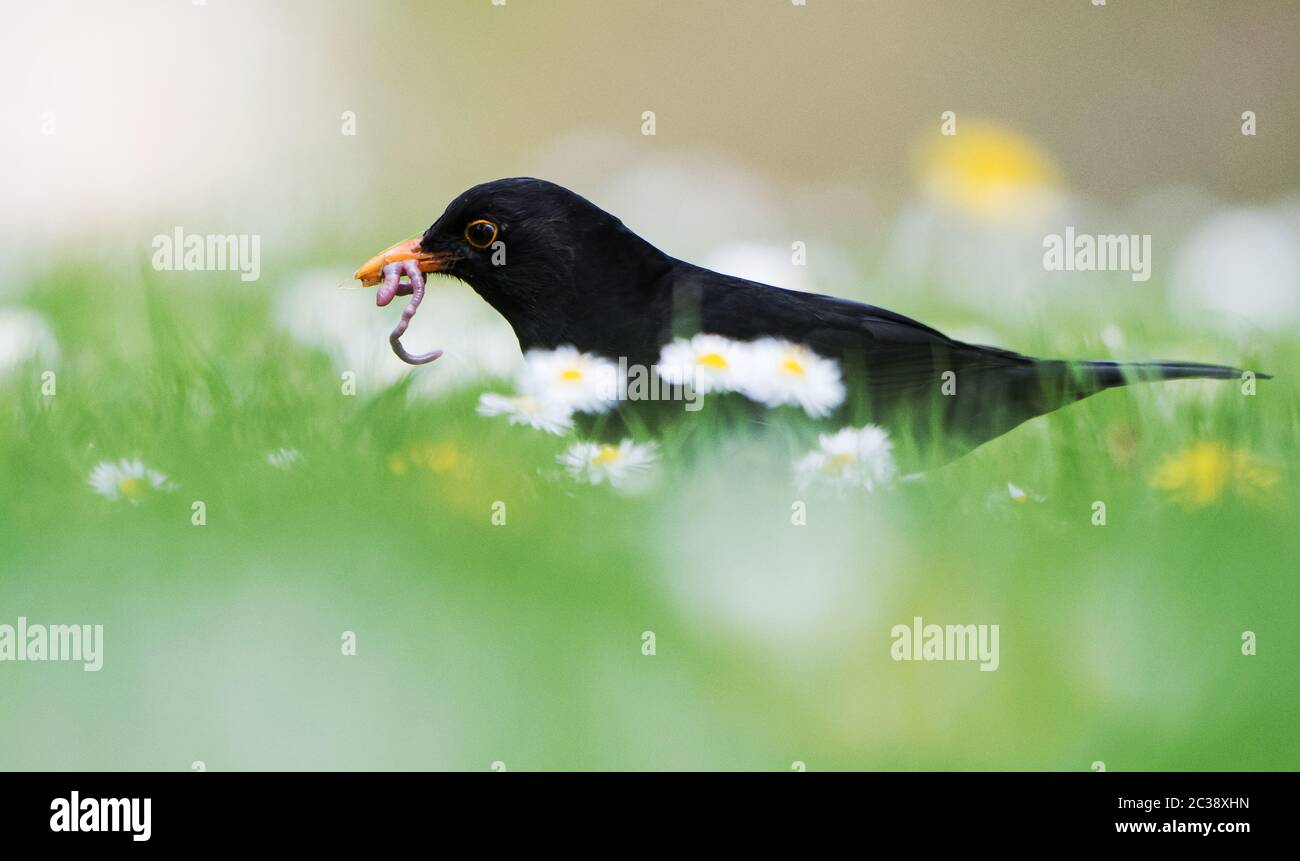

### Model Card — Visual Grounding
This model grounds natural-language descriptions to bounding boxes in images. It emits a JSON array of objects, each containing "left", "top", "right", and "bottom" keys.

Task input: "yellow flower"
[
  {"left": 1151, "top": 443, "right": 1279, "bottom": 508},
  {"left": 387, "top": 441, "right": 464, "bottom": 477},
  {"left": 384, "top": 439, "right": 494, "bottom": 517},
  {"left": 917, "top": 120, "right": 1059, "bottom": 221}
]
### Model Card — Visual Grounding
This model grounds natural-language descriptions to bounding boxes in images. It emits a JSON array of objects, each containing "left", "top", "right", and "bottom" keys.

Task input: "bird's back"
[{"left": 650, "top": 263, "right": 1247, "bottom": 457}]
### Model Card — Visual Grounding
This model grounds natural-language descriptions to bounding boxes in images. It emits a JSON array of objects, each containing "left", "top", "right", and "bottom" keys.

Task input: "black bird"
[{"left": 355, "top": 177, "right": 1264, "bottom": 458}]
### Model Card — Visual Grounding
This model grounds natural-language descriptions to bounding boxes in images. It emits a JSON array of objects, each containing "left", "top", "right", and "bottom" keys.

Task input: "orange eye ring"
[{"left": 465, "top": 219, "right": 499, "bottom": 249}]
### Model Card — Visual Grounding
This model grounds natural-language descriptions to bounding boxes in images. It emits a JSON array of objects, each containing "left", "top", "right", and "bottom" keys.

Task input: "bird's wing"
[{"left": 689, "top": 275, "right": 1036, "bottom": 398}]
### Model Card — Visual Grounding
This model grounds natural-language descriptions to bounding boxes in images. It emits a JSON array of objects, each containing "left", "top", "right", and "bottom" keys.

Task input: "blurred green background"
[{"left": 1, "top": 0, "right": 1298, "bottom": 770}]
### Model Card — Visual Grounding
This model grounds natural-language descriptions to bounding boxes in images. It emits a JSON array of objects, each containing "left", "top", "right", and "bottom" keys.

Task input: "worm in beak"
[
  {"left": 379, "top": 259, "right": 442, "bottom": 365},
  {"left": 354, "top": 238, "right": 453, "bottom": 366}
]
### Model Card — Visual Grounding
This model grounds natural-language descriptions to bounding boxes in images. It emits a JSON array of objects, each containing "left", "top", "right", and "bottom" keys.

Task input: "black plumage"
[{"left": 395, "top": 177, "right": 1264, "bottom": 455}]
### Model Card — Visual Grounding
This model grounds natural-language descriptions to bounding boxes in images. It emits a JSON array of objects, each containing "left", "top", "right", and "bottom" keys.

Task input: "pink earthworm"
[{"left": 378, "top": 259, "right": 442, "bottom": 366}]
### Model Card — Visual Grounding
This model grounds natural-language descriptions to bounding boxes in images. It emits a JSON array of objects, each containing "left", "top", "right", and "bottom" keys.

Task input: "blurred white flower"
[
  {"left": 655, "top": 450, "right": 906, "bottom": 656},
  {"left": 737, "top": 339, "right": 845, "bottom": 417},
  {"left": 701, "top": 241, "right": 814, "bottom": 293},
  {"left": 477, "top": 392, "right": 573, "bottom": 435},
  {"left": 795, "top": 425, "right": 896, "bottom": 491},
  {"left": 274, "top": 270, "right": 520, "bottom": 397},
  {"left": 1170, "top": 208, "right": 1300, "bottom": 332},
  {"left": 592, "top": 151, "right": 786, "bottom": 264},
  {"left": 517, "top": 346, "right": 620, "bottom": 414},
  {"left": 886, "top": 120, "right": 1081, "bottom": 316},
  {"left": 887, "top": 197, "right": 1080, "bottom": 314},
  {"left": 88, "top": 458, "right": 176, "bottom": 503},
  {"left": 558, "top": 439, "right": 657, "bottom": 491},
  {"left": 1007, "top": 481, "right": 1050, "bottom": 503},
  {"left": 656, "top": 334, "right": 753, "bottom": 395},
  {"left": 265, "top": 448, "right": 302, "bottom": 469},
  {"left": 0, "top": 308, "right": 59, "bottom": 374},
  {"left": 988, "top": 481, "right": 1045, "bottom": 510},
  {"left": 1100, "top": 323, "right": 1125, "bottom": 352}
]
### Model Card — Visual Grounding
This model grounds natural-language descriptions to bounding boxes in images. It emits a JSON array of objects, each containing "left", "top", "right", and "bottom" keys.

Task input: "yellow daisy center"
[
  {"left": 697, "top": 352, "right": 728, "bottom": 369},
  {"left": 560, "top": 369, "right": 582, "bottom": 382},
  {"left": 386, "top": 454, "right": 409, "bottom": 476},
  {"left": 920, "top": 122, "right": 1057, "bottom": 221},
  {"left": 423, "top": 441, "right": 462, "bottom": 473},
  {"left": 118, "top": 477, "right": 147, "bottom": 500},
  {"left": 782, "top": 358, "right": 806, "bottom": 376},
  {"left": 593, "top": 445, "right": 622, "bottom": 465},
  {"left": 822, "top": 453, "right": 855, "bottom": 474}
]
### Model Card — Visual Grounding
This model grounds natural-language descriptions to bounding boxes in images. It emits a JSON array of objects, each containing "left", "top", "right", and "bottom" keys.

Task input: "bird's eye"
[{"left": 465, "top": 219, "right": 498, "bottom": 249}]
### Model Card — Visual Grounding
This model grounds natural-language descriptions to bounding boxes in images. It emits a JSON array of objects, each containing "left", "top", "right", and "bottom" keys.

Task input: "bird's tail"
[
  {"left": 908, "top": 353, "right": 1269, "bottom": 461},
  {"left": 1073, "top": 359, "right": 1270, "bottom": 390}
]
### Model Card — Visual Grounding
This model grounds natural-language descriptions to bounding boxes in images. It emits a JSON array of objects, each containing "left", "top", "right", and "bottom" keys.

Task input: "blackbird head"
[{"left": 355, "top": 178, "right": 671, "bottom": 353}]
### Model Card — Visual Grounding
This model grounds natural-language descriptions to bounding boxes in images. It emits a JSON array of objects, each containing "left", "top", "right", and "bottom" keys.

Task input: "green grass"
[{"left": 1, "top": 261, "right": 1296, "bottom": 771}]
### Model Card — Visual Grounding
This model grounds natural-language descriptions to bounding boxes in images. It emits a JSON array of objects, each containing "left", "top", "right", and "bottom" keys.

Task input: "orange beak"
[{"left": 353, "top": 236, "right": 454, "bottom": 287}]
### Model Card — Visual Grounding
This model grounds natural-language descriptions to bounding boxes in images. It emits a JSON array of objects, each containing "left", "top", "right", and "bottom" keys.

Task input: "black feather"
[{"left": 415, "top": 178, "right": 1270, "bottom": 455}]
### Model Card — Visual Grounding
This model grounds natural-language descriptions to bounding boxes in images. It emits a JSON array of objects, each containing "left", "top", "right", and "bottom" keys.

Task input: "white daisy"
[
  {"left": 516, "top": 346, "right": 621, "bottom": 414},
  {"left": 0, "top": 308, "right": 60, "bottom": 375},
  {"left": 1006, "top": 482, "right": 1044, "bottom": 504},
  {"left": 558, "top": 439, "right": 658, "bottom": 491},
  {"left": 655, "top": 334, "right": 752, "bottom": 395},
  {"left": 265, "top": 448, "right": 302, "bottom": 469},
  {"left": 1170, "top": 208, "right": 1300, "bottom": 333},
  {"left": 477, "top": 392, "right": 573, "bottom": 435},
  {"left": 795, "top": 425, "right": 896, "bottom": 491},
  {"left": 1100, "top": 324, "right": 1125, "bottom": 352},
  {"left": 87, "top": 458, "right": 176, "bottom": 503},
  {"left": 737, "top": 338, "right": 845, "bottom": 418}
]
